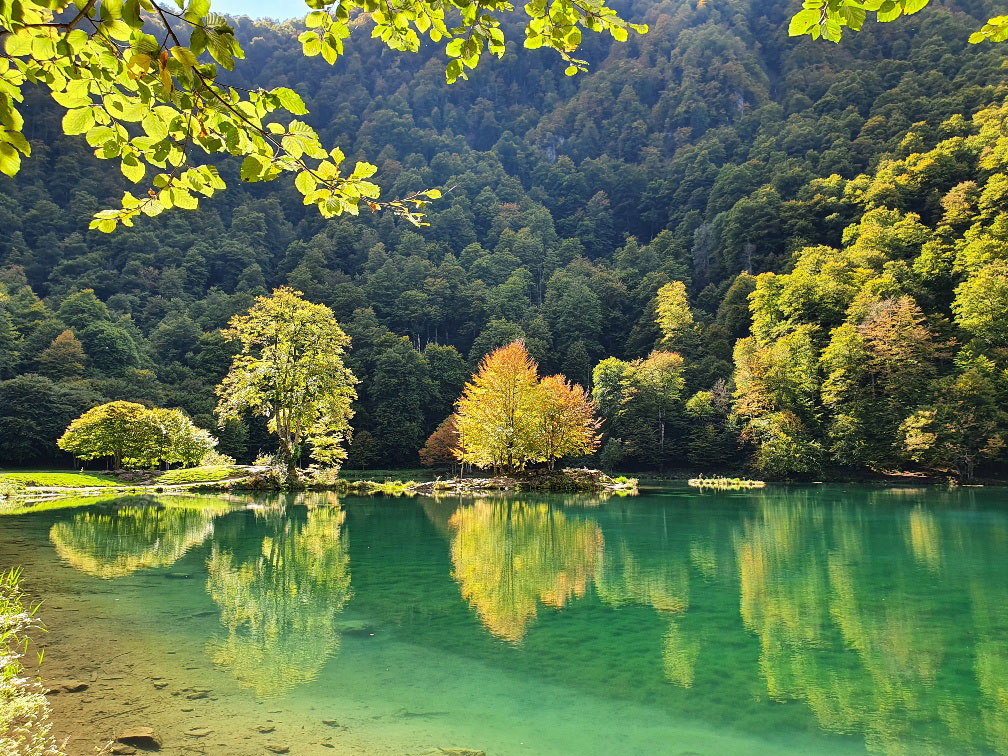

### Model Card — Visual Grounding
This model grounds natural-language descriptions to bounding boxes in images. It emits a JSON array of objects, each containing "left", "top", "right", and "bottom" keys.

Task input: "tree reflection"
[
  {"left": 448, "top": 500, "right": 603, "bottom": 643},
  {"left": 734, "top": 493, "right": 1008, "bottom": 755},
  {"left": 205, "top": 505, "right": 352, "bottom": 697},
  {"left": 596, "top": 539, "right": 697, "bottom": 687},
  {"left": 49, "top": 497, "right": 222, "bottom": 578}
]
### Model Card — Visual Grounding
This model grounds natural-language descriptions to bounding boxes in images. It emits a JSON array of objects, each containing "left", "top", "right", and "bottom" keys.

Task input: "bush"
[{"left": 200, "top": 449, "right": 236, "bottom": 466}]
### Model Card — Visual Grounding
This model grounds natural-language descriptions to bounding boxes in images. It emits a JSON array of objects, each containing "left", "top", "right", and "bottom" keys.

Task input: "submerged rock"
[
  {"left": 437, "top": 749, "right": 486, "bottom": 756},
  {"left": 116, "top": 727, "right": 162, "bottom": 750},
  {"left": 332, "top": 619, "right": 375, "bottom": 636},
  {"left": 256, "top": 725, "right": 276, "bottom": 734},
  {"left": 44, "top": 678, "right": 88, "bottom": 694},
  {"left": 185, "top": 727, "right": 211, "bottom": 738},
  {"left": 265, "top": 744, "right": 290, "bottom": 754}
]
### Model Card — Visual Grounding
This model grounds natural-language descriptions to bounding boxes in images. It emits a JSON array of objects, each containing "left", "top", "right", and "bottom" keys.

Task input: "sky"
[{"left": 210, "top": 0, "right": 302, "bottom": 20}]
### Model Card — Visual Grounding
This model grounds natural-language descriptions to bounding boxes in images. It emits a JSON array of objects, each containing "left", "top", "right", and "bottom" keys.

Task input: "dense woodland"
[{"left": 1, "top": 0, "right": 1007, "bottom": 477}]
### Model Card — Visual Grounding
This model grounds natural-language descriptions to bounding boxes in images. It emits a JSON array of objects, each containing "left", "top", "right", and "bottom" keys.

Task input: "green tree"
[
  {"left": 57, "top": 401, "right": 217, "bottom": 468},
  {"left": 953, "top": 261, "right": 1008, "bottom": 351},
  {"left": 733, "top": 327, "right": 823, "bottom": 476},
  {"left": 0, "top": 374, "right": 101, "bottom": 464},
  {"left": 215, "top": 287, "right": 357, "bottom": 483},
  {"left": 1, "top": 0, "right": 645, "bottom": 229},
  {"left": 628, "top": 351, "right": 686, "bottom": 459},
  {"left": 0, "top": 304, "right": 19, "bottom": 379},
  {"left": 57, "top": 400, "right": 149, "bottom": 469},
  {"left": 901, "top": 362, "right": 1007, "bottom": 480},
  {"left": 56, "top": 289, "right": 109, "bottom": 331}
]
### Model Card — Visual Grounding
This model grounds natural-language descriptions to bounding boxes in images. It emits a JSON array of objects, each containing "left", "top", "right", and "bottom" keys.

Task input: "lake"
[{"left": 1, "top": 484, "right": 1006, "bottom": 755}]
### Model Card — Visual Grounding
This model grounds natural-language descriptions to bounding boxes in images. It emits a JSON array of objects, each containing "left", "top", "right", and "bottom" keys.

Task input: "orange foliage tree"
[
  {"left": 536, "top": 375, "right": 601, "bottom": 469},
  {"left": 453, "top": 341, "right": 600, "bottom": 473},
  {"left": 419, "top": 414, "right": 460, "bottom": 470}
]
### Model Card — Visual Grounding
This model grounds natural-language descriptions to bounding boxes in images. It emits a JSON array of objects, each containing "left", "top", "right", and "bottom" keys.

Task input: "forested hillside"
[{"left": 2, "top": 0, "right": 1006, "bottom": 477}]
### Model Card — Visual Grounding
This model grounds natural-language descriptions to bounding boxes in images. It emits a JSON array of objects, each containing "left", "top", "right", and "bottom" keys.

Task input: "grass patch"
[
  {"left": 0, "top": 470, "right": 120, "bottom": 488},
  {"left": 688, "top": 476, "right": 766, "bottom": 491},
  {"left": 156, "top": 465, "right": 239, "bottom": 485}
]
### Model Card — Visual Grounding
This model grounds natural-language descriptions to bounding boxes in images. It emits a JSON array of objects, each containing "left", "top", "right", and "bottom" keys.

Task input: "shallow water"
[{"left": 2, "top": 484, "right": 1007, "bottom": 755}]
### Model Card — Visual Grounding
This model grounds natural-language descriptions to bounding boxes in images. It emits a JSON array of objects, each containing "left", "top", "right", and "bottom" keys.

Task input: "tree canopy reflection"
[
  {"left": 49, "top": 497, "right": 222, "bottom": 578},
  {"left": 205, "top": 504, "right": 352, "bottom": 697},
  {"left": 735, "top": 493, "right": 1008, "bottom": 755},
  {"left": 449, "top": 500, "right": 603, "bottom": 642},
  {"left": 596, "top": 538, "right": 698, "bottom": 687}
]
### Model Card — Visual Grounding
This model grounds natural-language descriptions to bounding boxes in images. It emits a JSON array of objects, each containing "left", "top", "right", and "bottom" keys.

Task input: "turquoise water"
[{"left": 2, "top": 485, "right": 1008, "bottom": 755}]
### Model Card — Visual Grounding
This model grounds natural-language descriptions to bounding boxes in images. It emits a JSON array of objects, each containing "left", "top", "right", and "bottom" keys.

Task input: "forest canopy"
[{"left": 2, "top": 0, "right": 1008, "bottom": 479}]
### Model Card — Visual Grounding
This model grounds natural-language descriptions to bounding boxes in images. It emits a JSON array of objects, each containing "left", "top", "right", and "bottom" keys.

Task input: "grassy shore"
[{"left": 0, "top": 471, "right": 120, "bottom": 487}]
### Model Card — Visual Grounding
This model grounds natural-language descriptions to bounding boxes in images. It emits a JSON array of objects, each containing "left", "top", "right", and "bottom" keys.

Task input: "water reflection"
[
  {"left": 49, "top": 497, "right": 222, "bottom": 578},
  {"left": 29, "top": 486, "right": 1008, "bottom": 753},
  {"left": 448, "top": 499, "right": 603, "bottom": 642},
  {"left": 206, "top": 502, "right": 352, "bottom": 697},
  {"left": 596, "top": 525, "right": 697, "bottom": 687},
  {"left": 735, "top": 493, "right": 1008, "bottom": 755}
]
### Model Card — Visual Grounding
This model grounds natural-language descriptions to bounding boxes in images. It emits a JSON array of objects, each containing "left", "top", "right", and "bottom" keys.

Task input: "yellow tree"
[
  {"left": 655, "top": 281, "right": 694, "bottom": 348},
  {"left": 455, "top": 341, "right": 542, "bottom": 472},
  {"left": 536, "top": 375, "right": 601, "bottom": 470}
]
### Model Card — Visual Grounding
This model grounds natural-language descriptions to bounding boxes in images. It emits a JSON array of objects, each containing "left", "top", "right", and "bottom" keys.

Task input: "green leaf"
[
  {"left": 170, "top": 45, "right": 198, "bottom": 68},
  {"left": 0, "top": 143, "right": 21, "bottom": 177},
  {"left": 295, "top": 170, "right": 316, "bottom": 195},
  {"left": 789, "top": 9, "right": 821, "bottom": 36},
  {"left": 240, "top": 155, "right": 264, "bottom": 181},
  {"left": 62, "top": 107, "right": 95, "bottom": 135},
  {"left": 299, "top": 30, "right": 321, "bottom": 56},
  {"left": 52, "top": 89, "right": 91, "bottom": 109},
  {"left": 305, "top": 11, "right": 328, "bottom": 28},
  {"left": 4, "top": 32, "right": 32, "bottom": 57},
  {"left": 184, "top": 0, "right": 210, "bottom": 22},
  {"left": 141, "top": 111, "right": 168, "bottom": 140},
  {"left": 273, "top": 87, "right": 307, "bottom": 115},
  {"left": 120, "top": 153, "right": 145, "bottom": 182},
  {"left": 902, "top": 0, "right": 929, "bottom": 14}
]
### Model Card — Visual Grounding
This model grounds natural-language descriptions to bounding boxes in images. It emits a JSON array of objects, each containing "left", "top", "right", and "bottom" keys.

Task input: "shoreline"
[{"left": 2, "top": 468, "right": 639, "bottom": 506}]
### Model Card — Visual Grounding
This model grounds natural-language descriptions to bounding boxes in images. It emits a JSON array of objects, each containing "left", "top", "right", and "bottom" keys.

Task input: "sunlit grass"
[
  {"left": 688, "top": 477, "right": 766, "bottom": 491},
  {"left": 0, "top": 471, "right": 120, "bottom": 488},
  {"left": 156, "top": 465, "right": 240, "bottom": 485}
]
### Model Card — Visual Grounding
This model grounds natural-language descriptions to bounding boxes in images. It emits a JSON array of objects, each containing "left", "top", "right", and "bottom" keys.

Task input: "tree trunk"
[{"left": 659, "top": 409, "right": 665, "bottom": 457}]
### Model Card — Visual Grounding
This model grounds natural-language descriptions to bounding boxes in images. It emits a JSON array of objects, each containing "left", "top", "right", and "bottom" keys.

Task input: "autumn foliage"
[
  {"left": 452, "top": 341, "right": 600, "bottom": 472},
  {"left": 419, "top": 415, "right": 460, "bottom": 468}
]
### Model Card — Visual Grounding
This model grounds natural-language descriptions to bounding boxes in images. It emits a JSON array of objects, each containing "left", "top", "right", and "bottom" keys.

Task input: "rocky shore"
[{"left": 407, "top": 468, "right": 638, "bottom": 495}]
